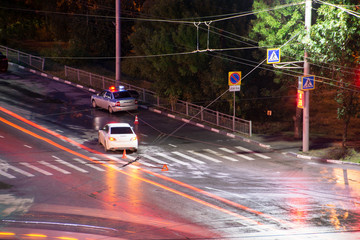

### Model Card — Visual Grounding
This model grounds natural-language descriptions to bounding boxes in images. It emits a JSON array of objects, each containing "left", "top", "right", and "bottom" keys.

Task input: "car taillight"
[
  {"left": 115, "top": 101, "right": 121, "bottom": 106},
  {"left": 109, "top": 137, "right": 116, "bottom": 141},
  {"left": 130, "top": 136, "right": 137, "bottom": 141},
  {"left": 135, "top": 100, "right": 138, "bottom": 104}
]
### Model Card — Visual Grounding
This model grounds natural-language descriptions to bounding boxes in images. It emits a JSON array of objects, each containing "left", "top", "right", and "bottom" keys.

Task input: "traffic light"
[{"left": 297, "top": 90, "right": 304, "bottom": 109}]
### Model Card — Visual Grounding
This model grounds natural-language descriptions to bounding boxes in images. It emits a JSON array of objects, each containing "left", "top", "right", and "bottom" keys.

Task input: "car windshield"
[
  {"left": 113, "top": 91, "right": 131, "bottom": 99},
  {"left": 110, "top": 127, "right": 133, "bottom": 134}
]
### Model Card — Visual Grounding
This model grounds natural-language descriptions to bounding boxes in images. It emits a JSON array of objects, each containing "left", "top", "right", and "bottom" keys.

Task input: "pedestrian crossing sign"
[
  {"left": 267, "top": 48, "right": 281, "bottom": 64},
  {"left": 299, "top": 75, "right": 315, "bottom": 91}
]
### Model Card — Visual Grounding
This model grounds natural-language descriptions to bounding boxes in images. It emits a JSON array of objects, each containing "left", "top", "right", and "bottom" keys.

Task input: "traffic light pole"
[{"left": 303, "top": 0, "right": 312, "bottom": 152}]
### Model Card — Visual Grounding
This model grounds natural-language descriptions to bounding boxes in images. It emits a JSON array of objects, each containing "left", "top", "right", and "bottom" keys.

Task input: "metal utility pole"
[
  {"left": 303, "top": 0, "right": 312, "bottom": 152},
  {"left": 115, "top": 0, "right": 121, "bottom": 86}
]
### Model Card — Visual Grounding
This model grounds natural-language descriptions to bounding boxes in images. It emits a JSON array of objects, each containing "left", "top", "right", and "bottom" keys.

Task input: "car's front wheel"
[
  {"left": 104, "top": 141, "right": 109, "bottom": 152},
  {"left": 108, "top": 106, "right": 113, "bottom": 114}
]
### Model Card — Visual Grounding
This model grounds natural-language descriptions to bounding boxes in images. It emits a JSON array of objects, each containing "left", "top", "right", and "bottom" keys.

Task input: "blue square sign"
[
  {"left": 267, "top": 48, "right": 280, "bottom": 64},
  {"left": 299, "top": 75, "right": 315, "bottom": 90}
]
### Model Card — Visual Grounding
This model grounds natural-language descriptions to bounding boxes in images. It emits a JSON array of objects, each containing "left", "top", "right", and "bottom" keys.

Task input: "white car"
[{"left": 98, "top": 123, "right": 138, "bottom": 152}]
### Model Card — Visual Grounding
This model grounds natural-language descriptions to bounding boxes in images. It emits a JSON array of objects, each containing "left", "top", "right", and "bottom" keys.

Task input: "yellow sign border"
[{"left": 228, "top": 72, "right": 242, "bottom": 86}]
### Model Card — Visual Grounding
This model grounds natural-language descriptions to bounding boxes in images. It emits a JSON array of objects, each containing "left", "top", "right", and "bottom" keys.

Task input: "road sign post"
[{"left": 228, "top": 72, "right": 241, "bottom": 131}]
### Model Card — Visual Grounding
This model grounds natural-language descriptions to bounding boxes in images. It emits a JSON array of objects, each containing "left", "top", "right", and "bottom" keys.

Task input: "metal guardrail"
[
  {"left": 65, "top": 65, "right": 252, "bottom": 136},
  {"left": 0, "top": 45, "right": 45, "bottom": 71}
]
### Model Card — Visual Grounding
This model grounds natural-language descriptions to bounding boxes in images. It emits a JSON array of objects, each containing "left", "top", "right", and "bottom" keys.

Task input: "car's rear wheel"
[
  {"left": 108, "top": 106, "right": 113, "bottom": 114},
  {"left": 92, "top": 100, "right": 97, "bottom": 108}
]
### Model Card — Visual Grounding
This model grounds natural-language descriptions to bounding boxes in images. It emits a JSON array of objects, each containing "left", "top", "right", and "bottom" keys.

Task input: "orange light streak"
[
  {"left": 0, "top": 106, "right": 282, "bottom": 227},
  {"left": 24, "top": 233, "right": 47, "bottom": 237},
  {"left": 0, "top": 232, "right": 15, "bottom": 236}
]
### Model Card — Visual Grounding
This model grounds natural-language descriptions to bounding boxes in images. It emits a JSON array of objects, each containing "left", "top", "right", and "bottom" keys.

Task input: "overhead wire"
[{"left": 4, "top": 1, "right": 359, "bottom": 93}]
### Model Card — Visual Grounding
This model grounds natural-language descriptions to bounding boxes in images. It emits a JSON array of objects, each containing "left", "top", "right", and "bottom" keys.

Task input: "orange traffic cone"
[
  {"left": 121, "top": 149, "right": 127, "bottom": 159},
  {"left": 161, "top": 164, "right": 168, "bottom": 171},
  {"left": 134, "top": 115, "right": 139, "bottom": 125}
]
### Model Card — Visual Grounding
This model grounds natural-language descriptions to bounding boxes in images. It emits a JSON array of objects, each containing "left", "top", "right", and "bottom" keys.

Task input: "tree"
[
  {"left": 249, "top": 0, "right": 306, "bottom": 136},
  {"left": 307, "top": 0, "right": 360, "bottom": 148},
  {"left": 250, "top": 0, "right": 360, "bottom": 146},
  {"left": 122, "top": 0, "right": 254, "bottom": 112}
]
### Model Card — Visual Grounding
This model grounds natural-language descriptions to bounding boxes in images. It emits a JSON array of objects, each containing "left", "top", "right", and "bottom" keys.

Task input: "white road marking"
[
  {"left": 204, "top": 149, "right": 238, "bottom": 162},
  {"left": 24, "top": 145, "right": 32, "bottom": 149},
  {"left": 39, "top": 161, "right": 71, "bottom": 174},
  {"left": 72, "top": 158, "right": 105, "bottom": 171},
  {"left": 20, "top": 162, "right": 52, "bottom": 176},
  {"left": 8, "top": 165, "right": 34, "bottom": 177},
  {"left": 187, "top": 151, "right": 222, "bottom": 163},
  {"left": 156, "top": 153, "right": 190, "bottom": 166},
  {"left": 235, "top": 146, "right": 270, "bottom": 159},
  {"left": 168, "top": 144, "right": 177, "bottom": 148},
  {"left": 219, "top": 147, "right": 254, "bottom": 161},
  {"left": 125, "top": 155, "right": 155, "bottom": 167},
  {"left": 0, "top": 169, "right": 16, "bottom": 179},
  {"left": 54, "top": 159, "right": 88, "bottom": 173},
  {"left": 171, "top": 151, "right": 205, "bottom": 164},
  {"left": 142, "top": 154, "right": 167, "bottom": 164},
  {"left": 0, "top": 135, "right": 4, "bottom": 138},
  {"left": 105, "top": 155, "right": 127, "bottom": 164}
]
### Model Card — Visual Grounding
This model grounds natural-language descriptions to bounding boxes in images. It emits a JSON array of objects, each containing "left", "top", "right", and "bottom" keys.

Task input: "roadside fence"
[
  {"left": 65, "top": 65, "right": 252, "bottom": 136},
  {"left": 0, "top": 45, "right": 45, "bottom": 71}
]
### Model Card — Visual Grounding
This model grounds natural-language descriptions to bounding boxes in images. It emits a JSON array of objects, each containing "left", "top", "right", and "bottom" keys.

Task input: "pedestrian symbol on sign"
[{"left": 303, "top": 78, "right": 313, "bottom": 89}]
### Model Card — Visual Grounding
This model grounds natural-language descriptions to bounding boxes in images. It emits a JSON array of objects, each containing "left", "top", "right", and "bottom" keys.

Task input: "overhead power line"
[{"left": 315, "top": 0, "right": 360, "bottom": 18}]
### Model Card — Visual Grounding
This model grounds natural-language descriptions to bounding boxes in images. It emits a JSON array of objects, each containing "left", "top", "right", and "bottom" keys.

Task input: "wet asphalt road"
[{"left": 0, "top": 65, "right": 360, "bottom": 239}]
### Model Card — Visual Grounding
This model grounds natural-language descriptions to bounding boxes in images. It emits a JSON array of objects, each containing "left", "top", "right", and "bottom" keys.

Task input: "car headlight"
[
  {"left": 130, "top": 136, "right": 137, "bottom": 141},
  {"left": 109, "top": 137, "right": 116, "bottom": 141}
]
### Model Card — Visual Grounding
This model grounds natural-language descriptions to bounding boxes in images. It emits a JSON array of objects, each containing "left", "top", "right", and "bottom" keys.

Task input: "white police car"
[
  {"left": 98, "top": 123, "right": 138, "bottom": 152},
  {"left": 91, "top": 86, "right": 138, "bottom": 113}
]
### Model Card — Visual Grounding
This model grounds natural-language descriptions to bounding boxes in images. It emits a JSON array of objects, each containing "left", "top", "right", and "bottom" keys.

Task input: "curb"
[
  {"left": 285, "top": 151, "right": 360, "bottom": 166},
  {"left": 10, "top": 62, "right": 360, "bottom": 167}
]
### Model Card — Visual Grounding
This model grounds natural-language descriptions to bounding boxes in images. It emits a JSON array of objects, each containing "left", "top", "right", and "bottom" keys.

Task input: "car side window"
[
  {"left": 102, "top": 125, "right": 109, "bottom": 133},
  {"left": 99, "top": 91, "right": 107, "bottom": 97},
  {"left": 105, "top": 92, "right": 112, "bottom": 99}
]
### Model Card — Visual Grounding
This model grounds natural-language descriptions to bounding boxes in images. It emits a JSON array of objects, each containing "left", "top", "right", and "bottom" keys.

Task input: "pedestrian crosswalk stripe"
[
  {"left": 187, "top": 150, "right": 222, "bottom": 163},
  {"left": 219, "top": 147, "right": 254, "bottom": 161},
  {"left": 219, "top": 148, "right": 255, "bottom": 161},
  {"left": 172, "top": 151, "right": 206, "bottom": 164},
  {"left": 204, "top": 149, "right": 238, "bottom": 162},
  {"left": 20, "top": 162, "right": 52, "bottom": 175},
  {"left": 39, "top": 161, "right": 71, "bottom": 174},
  {"left": 54, "top": 159, "right": 88, "bottom": 173},
  {"left": 72, "top": 158, "right": 105, "bottom": 171},
  {"left": 143, "top": 154, "right": 167, "bottom": 164},
  {"left": 8, "top": 165, "right": 35, "bottom": 177},
  {"left": 126, "top": 155, "right": 156, "bottom": 167},
  {"left": 235, "top": 146, "right": 271, "bottom": 159},
  {"left": 156, "top": 153, "right": 190, "bottom": 166},
  {"left": 0, "top": 169, "right": 16, "bottom": 179}
]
